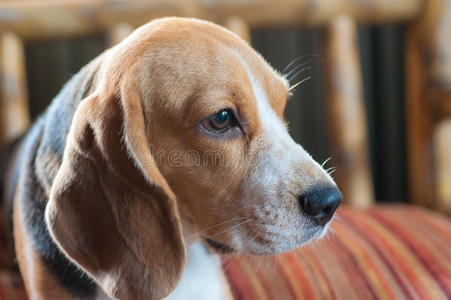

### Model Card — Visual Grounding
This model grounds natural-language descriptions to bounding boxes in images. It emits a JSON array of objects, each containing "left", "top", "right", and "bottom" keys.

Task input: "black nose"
[{"left": 299, "top": 186, "right": 342, "bottom": 226}]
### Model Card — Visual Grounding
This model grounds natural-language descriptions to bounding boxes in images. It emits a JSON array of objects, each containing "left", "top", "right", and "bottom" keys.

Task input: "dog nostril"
[{"left": 299, "top": 186, "right": 342, "bottom": 226}]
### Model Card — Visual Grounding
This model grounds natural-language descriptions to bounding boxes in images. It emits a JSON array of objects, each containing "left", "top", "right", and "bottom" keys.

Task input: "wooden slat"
[
  {"left": 436, "top": 97, "right": 451, "bottom": 120},
  {"left": 405, "top": 25, "right": 436, "bottom": 207},
  {"left": 405, "top": 0, "right": 451, "bottom": 212},
  {"left": 416, "top": 0, "right": 451, "bottom": 87},
  {"left": 0, "top": 32, "right": 29, "bottom": 146},
  {"left": 429, "top": 87, "right": 451, "bottom": 121},
  {"left": 323, "top": 15, "right": 374, "bottom": 207},
  {"left": 434, "top": 120, "right": 451, "bottom": 213},
  {"left": 0, "top": 0, "right": 422, "bottom": 41}
]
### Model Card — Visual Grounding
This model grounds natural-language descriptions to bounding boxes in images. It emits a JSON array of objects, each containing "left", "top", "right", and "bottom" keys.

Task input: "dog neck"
[
  {"left": 94, "top": 243, "right": 227, "bottom": 300},
  {"left": 164, "top": 215, "right": 231, "bottom": 300},
  {"left": 166, "top": 242, "right": 227, "bottom": 300}
]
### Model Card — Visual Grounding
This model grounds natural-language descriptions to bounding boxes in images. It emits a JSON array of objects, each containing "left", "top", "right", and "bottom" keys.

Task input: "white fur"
[
  {"left": 166, "top": 243, "right": 225, "bottom": 300},
  {"left": 230, "top": 52, "right": 335, "bottom": 254},
  {"left": 92, "top": 243, "right": 225, "bottom": 300}
]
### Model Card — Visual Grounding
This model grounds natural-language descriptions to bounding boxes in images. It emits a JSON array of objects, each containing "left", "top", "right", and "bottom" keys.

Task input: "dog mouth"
[{"left": 204, "top": 238, "right": 235, "bottom": 254}]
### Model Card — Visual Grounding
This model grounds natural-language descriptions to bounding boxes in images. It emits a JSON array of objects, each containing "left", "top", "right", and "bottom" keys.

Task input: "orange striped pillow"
[{"left": 222, "top": 205, "right": 451, "bottom": 300}]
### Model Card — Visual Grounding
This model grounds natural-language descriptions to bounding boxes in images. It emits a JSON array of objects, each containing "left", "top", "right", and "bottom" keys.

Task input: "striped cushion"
[
  {"left": 0, "top": 205, "right": 449, "bottom": 299},
  {"left": 222, "top": 205, "right": 451, "bottom": 300}
]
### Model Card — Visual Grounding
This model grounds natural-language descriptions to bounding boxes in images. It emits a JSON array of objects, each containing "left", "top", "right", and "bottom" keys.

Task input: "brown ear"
[{"left": 45, "top": 79, "right": 185, "bottom": 299}]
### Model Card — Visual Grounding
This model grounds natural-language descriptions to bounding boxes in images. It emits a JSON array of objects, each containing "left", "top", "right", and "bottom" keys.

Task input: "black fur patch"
[
  {"left": 7, "top": 63, "right": 101, "bottom": 297},
  {"left": 18, "top": 120, "right": 97, "bottom": 297},
  {"left": 205, "top": 238, "right": 235, "bottom": 254}
]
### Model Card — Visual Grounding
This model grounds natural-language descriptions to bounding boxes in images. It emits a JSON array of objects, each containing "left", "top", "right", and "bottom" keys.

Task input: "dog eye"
[{"left": 202, "top": 109, "right": 237, "bottom": 133}]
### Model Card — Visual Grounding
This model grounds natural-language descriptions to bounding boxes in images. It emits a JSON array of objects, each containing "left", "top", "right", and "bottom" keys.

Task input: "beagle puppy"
[{"left": 1, "top": 17, "right": 342, "bottom": 300}]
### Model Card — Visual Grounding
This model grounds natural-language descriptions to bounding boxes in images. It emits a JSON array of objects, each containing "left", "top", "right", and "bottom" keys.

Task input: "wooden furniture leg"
[
  {"left": 323, "top": 16, "right": 374, "bottom": 206},
  {"left": 0, "top": 32, "right": 30, "bottom": 147}
]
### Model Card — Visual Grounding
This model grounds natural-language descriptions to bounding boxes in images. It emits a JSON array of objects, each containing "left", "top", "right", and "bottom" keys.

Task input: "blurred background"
[{"left": 1, "top": 0, "right": 450, "bottom": 213}]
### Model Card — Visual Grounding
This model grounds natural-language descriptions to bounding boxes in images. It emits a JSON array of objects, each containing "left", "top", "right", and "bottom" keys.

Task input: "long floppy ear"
[{"left": 45, "top": 76, "right": 185, "bottom": 299}]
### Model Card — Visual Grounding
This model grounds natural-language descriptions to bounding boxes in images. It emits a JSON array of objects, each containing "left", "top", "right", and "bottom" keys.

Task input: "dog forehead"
[
  {"left": 123, "top": 18, "right": 289, "bottom": 130},
  {"left": 231, "top": 50, "right": 289, "bottom": 119},
  {"left": 174, "top": 49, "right": 289, "bottom": 137}
]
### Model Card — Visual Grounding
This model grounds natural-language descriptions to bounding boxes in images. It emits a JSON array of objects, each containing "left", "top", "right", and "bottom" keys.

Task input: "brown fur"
[{"left": 5, "top": 17, "right": 338, "bottom": 299}]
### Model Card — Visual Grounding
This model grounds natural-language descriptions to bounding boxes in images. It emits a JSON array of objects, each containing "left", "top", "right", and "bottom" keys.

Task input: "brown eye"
[{"left": 202, "top": 109, "right": 237, "bottom": 133}]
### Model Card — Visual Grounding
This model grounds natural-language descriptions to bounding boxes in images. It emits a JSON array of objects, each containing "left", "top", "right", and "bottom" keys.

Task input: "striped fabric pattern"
[
  {"left": 0, "top": 205, "right": 449, "bottom": 299},
  {"left": 222, "top": 205, "right": 451, "bottom": 300}
]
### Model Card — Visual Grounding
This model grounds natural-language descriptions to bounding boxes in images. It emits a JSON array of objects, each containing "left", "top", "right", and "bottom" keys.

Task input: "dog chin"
[
  {"left": 204, "top": 223, "right": 330, "bottom": 256},
  {"left": 240, "top": 233, "right": 323, "bottom": 256}
]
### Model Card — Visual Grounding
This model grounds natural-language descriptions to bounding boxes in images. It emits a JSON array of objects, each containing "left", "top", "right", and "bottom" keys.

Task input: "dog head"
[{"left": 46, "top": 17, "right": 341, "bottom": 299}]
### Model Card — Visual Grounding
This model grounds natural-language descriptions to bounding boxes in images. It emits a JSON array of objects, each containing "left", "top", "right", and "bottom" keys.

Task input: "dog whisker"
[
  {"left": 328, "top": 227, "right": 336, "bottom": 238},
  {"left": 320, "top": 226, "right": 337, "bottom": 243},
  {"left": 325, "top": 166, "right": 337, "bottom": 177},
  {"left": 186, "top": 218, "right": 255, "bottom": 245},
  {"left": 287, "top": 66, "right": 312, "bottom": 83},
  {"left": 288, "top": 76, "right": 311, "bottom": 91},
  {"left": 321, "top": 157, "right": 332, "bottom": 168},
  {"left": 333, "top": 214, "right": 343, "bottom": 223},
  {"left": 234, "top": 203, "right": 271, "bottom": 215},
  {"left": 204, "top": 218, "right": 255, "bottom": 240},
  {"left": 186, "top": 217, "right": 249, "bottom": 240},
  {"left": 282, "top": 54, "right": 318, "bottom": 75},
  {"left": 265, "top": 255, "right": 276, "bottom": 270},
  {"left": 324, "top": 166, "right": 337, "bottom": 177},
  {"left": 236, "top": 222, "right": 264, "bottom": 251},
  {"left": 254, "top": 229, "right": 270, "bottom": 273},
  {"left": 284, "top": 61, "right": 312, "bottom": 81}
]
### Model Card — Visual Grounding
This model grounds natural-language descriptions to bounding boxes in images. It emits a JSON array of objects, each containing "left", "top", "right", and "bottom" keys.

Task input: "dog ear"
[{"left": 45, "top": 76, "right": 186, "bottom": 299}]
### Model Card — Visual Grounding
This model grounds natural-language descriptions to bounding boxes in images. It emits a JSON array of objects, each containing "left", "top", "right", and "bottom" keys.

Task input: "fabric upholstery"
[
  {"left": 0, "top": 205, "right": 449, "bottom": 299},
  {"left": 223, "top": 205, "right": 451, "bottom": 300}
]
